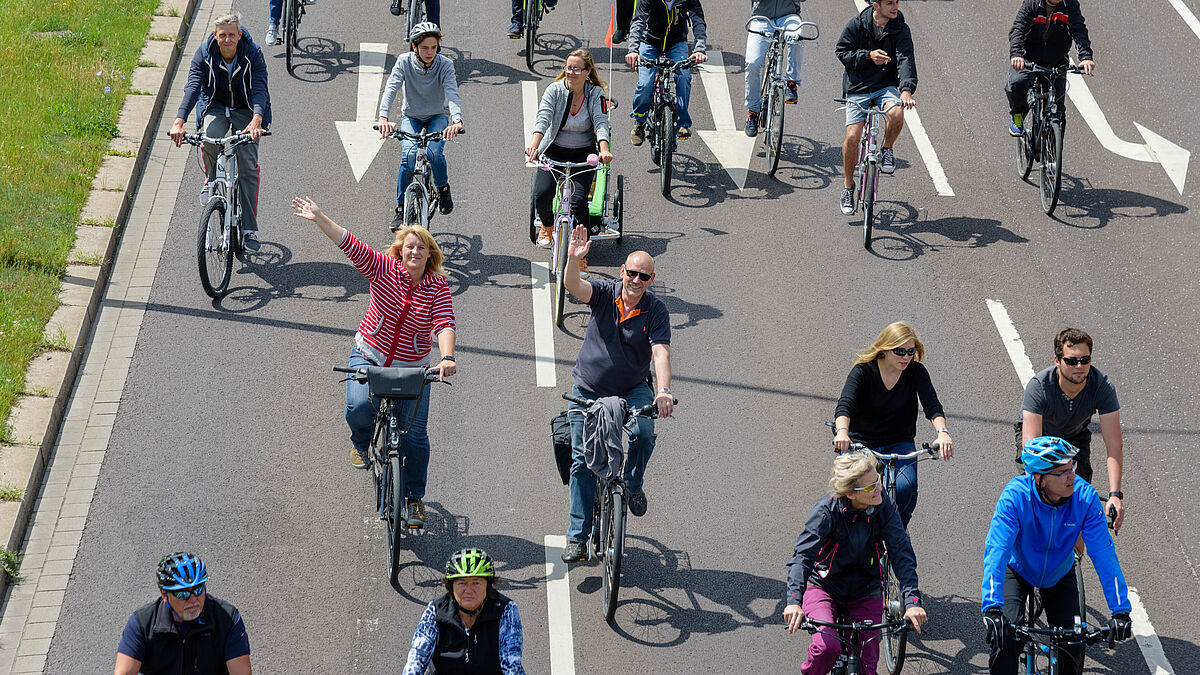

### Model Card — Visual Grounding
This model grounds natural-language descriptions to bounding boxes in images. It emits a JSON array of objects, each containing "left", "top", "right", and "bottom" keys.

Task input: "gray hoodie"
[
  {"left": 751, "top": 0, "right": 803, "bottom": 18},
  {"left": 532, "top": 80, "right": 611, "bottom": 156},
  {"left": 378, "top": 51, "right": 462, "bottom": 122}
]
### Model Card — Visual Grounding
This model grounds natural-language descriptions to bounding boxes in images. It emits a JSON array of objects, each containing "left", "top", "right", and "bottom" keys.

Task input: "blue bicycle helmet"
[
  {"left": 157, "top": 552, "right": 209, "bottom": 591},
  {"left": 1021, "top": 436, "right": 1079, "bottom": 475}
]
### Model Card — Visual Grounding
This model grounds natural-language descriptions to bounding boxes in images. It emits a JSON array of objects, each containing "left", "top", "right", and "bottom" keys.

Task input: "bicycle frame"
[
  {"left": 381, "top": 126, "right": 458, "bottom": 229},
  {"left": 798, "top": 616, "right": 908, "bottom": 675},
  {"left": 1016, "top": 611, "right": 1111, "bottom": 675}
]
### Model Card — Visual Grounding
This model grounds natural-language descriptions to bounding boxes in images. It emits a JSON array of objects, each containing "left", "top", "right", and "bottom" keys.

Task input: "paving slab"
[
  {"left": 43, "top": 304, "right": 85, "bottom": 355},
  {"left": 59, "top": 265, "right": 101, "bottom": 309},
  {"left": 90, "top": 155, "right": 137, "bottom": 193},
  {"left": 6, "top": 399, "right": 56, "bottom": 450},
  {"left": 0, "top": 445, "right": 38, "bottom": 493},
  {"left": 21, "top": 353, "right": 70, "bottom": 401},
  {"left": 158, "top": 0, "right": 191, "bottom": 18},
  {"left": 139, "top": 39, "right": 176, "bottom": 68},
  {"left": 130, "top": 66, "right": 167, "bottom": 96},
  {"left": 79, "top": 190, "right": 124, "bottom": 226},
  {"left": 149, "top": 16, "right": 184, "bottom": 38},
  {"left": 67, "top": 225, "right": 114, "bottom": 265},
  {"left": 115, "top": 94, "right": 157, "bottom": 145}
]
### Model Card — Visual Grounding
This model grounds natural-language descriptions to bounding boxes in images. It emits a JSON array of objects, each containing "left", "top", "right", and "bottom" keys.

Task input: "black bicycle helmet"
[{"left": 157, "top": 552, "right": 209, "bottom": 591}]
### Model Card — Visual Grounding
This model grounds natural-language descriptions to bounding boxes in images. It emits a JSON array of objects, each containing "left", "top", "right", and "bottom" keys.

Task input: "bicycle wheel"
[
  {"left": 529, "top": 170, "right": 540, "bottom": 244},
  {"left": 551, "top": 218, "right": 569, "bottom": 326},
  {"left": 861, "top": 161, "right": 877, "bottom": 250},
  {"left": 603, "top": 489, "right": 626, "bottom": 624},
  {"left": 880, "top": 552, "right": 909, "bottom": 675},
  {"left": 764, "top": 84, "right": 785, "bottom": 177},
  {"left": 197, "top": 199, "right": 232, "bottom": 298},
  {"left": 1015, "top": 114, "right": 1034, "bottom": 181},
  {"left": 648, "top": 111, "right": 662, "bottom": 167},
  {"left": 284, "top": 0, "right": 296, "bottom": 73},
  {"left": 1039, "top": 120, "right": 1064, "bottom": 215},
  {"left": 614, "top": 174, "right": 624, "bottom": 244},
  {"left": 1074, "top": 558, "right": 1088, "bottom": 624},
  {"left": 370, "top": 412, "right": 387, "bottom": 512},
  {"left": 387, "top": 454, "right": 405, "bottom": 585},
  {"left": 524, "top": 0, "right": 539, "bottom": 71},
  {"left": 406, "top": 0, "right": 424, "bottom": 40},
  {"left": 403, "top": 184, "right": 427, "bottom": 229},
  {"left": 659, "top": 105, "right": 675, "bottom": 197}
]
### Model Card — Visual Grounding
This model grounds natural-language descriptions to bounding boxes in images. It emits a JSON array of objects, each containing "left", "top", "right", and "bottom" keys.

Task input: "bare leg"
[
  {"left": 842, "top": 123, "right": 864, "bottom": 188},
  {"left": 883, "top": 107, "right": 905, "bottom": 148}
]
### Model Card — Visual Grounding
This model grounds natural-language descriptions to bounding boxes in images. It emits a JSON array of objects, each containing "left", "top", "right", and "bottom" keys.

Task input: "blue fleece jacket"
[{"left": 177, "top": 28, "right": 272, "bottom": 129}]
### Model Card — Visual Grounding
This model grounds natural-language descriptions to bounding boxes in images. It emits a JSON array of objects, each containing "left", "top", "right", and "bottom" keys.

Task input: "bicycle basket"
[{"left": 366, "top": 366, "right": 427, "bottom": 399}]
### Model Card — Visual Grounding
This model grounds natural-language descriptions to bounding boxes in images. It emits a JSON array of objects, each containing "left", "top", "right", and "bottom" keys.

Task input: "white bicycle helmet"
[{"left": 409, "top": 22, "right": 442, "bottom": 44}]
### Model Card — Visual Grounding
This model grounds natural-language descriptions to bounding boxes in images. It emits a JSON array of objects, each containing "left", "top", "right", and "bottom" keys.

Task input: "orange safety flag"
[{"left": 604, "top": 4, "right": 616, "bottom": 48}]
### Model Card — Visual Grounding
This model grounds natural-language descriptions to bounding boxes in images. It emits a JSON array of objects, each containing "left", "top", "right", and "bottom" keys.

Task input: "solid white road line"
[
  {"left": 985, "top": 299, "right": 1178, "bottom": 675},
  {"left": 1166, "top": 0, "right": 1200, "bottom": 42},
  {"left": 523, "top": 80, "right": 540, "bottom": 168},
  {"left": 531, "top": 261, "right": 556, "bottom": 387},
  {"left": 543, "top": 534, "right": 576, "bottom": 675}
]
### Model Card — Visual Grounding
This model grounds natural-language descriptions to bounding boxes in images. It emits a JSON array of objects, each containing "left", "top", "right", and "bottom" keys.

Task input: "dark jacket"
[
  {"left": 1009, "top": 0, "right": 1093, "bottom": 66},
  {"left": 835, "top": 6, "right": 917, "bottom": 95},
  {"left": 177, "top": 28, "right": 272, "bottom": 129},
  {"left": 132, "top": 595, "right": 242, "bottom": 674},
  {"left": 628, "top": 0, "right": 708, "bottom": 55},
  {"left": 751, "top": 0, "right": 803, "bottom": 18},
  {"left": 785, "top": 493, "right": 922, "bottom": 610},
  {"left": 430, "top": 593, "right": 513, "bottom": 674}
]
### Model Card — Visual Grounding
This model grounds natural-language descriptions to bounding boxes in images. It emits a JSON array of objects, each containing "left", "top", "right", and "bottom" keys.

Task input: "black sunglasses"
[
  {"left": 891, "top": 347, "right": 917, "bottom": 357},
  {"left": 1060, "top": 355, "right": 1091, "bottom": 366},
  {"left": 168, "top": 584, "right": 206, "bottom": 600},
  {"left": 623, "top": 267, "right": 652, "bottom": 282}
]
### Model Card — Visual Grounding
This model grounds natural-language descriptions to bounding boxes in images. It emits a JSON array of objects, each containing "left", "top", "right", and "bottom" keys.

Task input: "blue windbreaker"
[{"left": 981, "top": 474, "right": 1130, "bottom": 614}]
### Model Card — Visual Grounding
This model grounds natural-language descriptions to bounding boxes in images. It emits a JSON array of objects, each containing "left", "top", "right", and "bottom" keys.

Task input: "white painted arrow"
[
  {"left": 1066, "top": 70, "right": 1190, "bottom": 194},
  {"left": 696, "top": 50, "right": 758, "bottom": 190},
  {"left": 335, "top": 42, "right": 388, "bottom": 182}
]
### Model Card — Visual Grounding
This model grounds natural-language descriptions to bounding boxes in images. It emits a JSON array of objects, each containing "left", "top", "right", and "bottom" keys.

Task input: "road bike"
[
  {"left": 175, "top": 131, "right": 269, "bottom": 299},
  {"left": 522, "top": 0, "right": 548, "bottom": 70},
  {"left": 563, "top": 391, "right": 674, "bottom": 624},
  {"left": 745, "top": 15, "right": 819, "bottom": 177},
  {"left": 334, "top": 364, "right": 448, "bottom": 586},
  {"left": 1014, "top": 606, "right": 1113, "bottom": 675},
  {"left": 835, "top": 99, "right": 897, "bottom": 250},
  {"left": 530, "top": 154, "right": 623, "bottom": 326},
  {"left": 377, "top": 125, "right": 462, "bottom": 231},
  {"left": 282, "top": 0, "right": 308, "bottom": 74},
  {"left": 1014, "top": 63, "right": 1082, "bottom": 215},
  {"left": 797, "top": 616, "right": 911, "bottom": 675},
  {"left": 640, "top": 55, "right": 695, "bottom": 197}
]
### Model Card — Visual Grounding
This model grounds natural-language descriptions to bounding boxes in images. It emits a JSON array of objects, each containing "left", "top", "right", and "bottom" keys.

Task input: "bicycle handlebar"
[
  {"left": 1013, "top": 622, "right": 1111, "bottom": 647},
  {"left": 173, "top": 131, "right": 271, "bottom": 147},
  {"left": 562, "top": 392, "right": 678, "bottom": 419},
  {"left": 825, "top": 421, "right": 941, "bottom": 460},
  {"left": 639, "top": 55, "right": 696, "bottom": 72},
  {"left": 1023, "top": 63, "right": 1085, "bottom": 75},
  {"left": 371, "top": 125, "right": 464, "bottom": 142},
  {"left": 745, "top": 16, "right": 820, "bottom": 42},
  {"left": 798, "top": 616, "right": 911, "bottom": 633},
  {"left": 332, "top": 364, "right": 447, "bottom": 385}
]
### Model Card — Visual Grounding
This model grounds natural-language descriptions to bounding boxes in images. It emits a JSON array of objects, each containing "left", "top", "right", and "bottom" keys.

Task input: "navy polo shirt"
[{"left": 572, "top": 279, "right": 671, "bottom": 396}]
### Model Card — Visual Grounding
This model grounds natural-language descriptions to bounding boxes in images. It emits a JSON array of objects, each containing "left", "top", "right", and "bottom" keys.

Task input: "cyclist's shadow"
[{"left": 1051, "top": 175, "right": 1188, "bottom": 229}]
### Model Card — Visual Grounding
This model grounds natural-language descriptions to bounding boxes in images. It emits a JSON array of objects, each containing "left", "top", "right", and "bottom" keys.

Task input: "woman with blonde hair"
[
  {"left": 291, "top": 197, "right": 456, "bottom": 529},
  {"left": 832, "top": 321, "right": 953, "bottom": 526}
]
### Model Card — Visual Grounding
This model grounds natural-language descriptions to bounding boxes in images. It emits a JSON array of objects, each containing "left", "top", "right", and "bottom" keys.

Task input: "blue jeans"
[
  {"left": 345, "top": 346, "right": 433, "bottom": 499},
  {"left": 871, "top": 441, "right": 918, "bottom": 527},
  {"left": 269, "top": 0, "right": 281, "bottom": 25},
  {"left": 631, "top": 41, "right": 693, "bottom": 128},
  {"left": 566, "top": 382, "right": 656, "bottom": 542},
  {"left": 396, "top": 115, "right": 449, "bottom": 203},
  {"left": 744, "top": 15, "right": 803, "bottom": 113}
]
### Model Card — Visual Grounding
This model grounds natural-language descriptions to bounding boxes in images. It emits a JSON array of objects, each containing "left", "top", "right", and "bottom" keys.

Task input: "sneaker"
[
  {"left": 508, "top": 21, "right": 522, "bottom": 38},
  {"left": 242, "top": 230, "right": 261, "bottom": 252},
  {"left": 264, "top": 24, "right": 279, "bottom": 46},
  {"left": 350, "top": 447, "right": 368, "bottom": 469},
  {"left": 578, "top": 257, "right": 589, "bottom": 279},
  {"left": 561, "top": 540, "right": 588, "bottom": 563},
  {"left": 630, "top": 122, "right": 645, "bottom": 146},
  {"left": 537, "top": 224, "right": 552, "bottom": 248},
  {"left": 745, "top": 110, "right": 759, "bottom": 137},
  {"left": 786, "top": 81, "right": 799, "bottom": 104},
  {"left": 437, "top": 184, "right": 453, "bottom": 215},
  {"left": 628, "top": 490, "right": 648, "bottom": 517},
  {"left": 840, "top": 185, "right": 855, "bottom": 215},
  {"left": 611, "top": 27, "right": 628, "bottom": 44},
  {"left": 545, "top": 0, "right": 557, "bottom": 8},
  {"left": 389, "top": 205, "right": 404, "bottom": 232},
  {"left": 406, "top": 498, "right": 426, "bottom": 528},
  {"left": 1010, "top": 113, "right": 1024, "bottom": 137},
  {"left": 677, "top": 126, "right": 691, "bottom": 140},
  {"left": 880, "top": 147, "right": 896, "bottom": 174},
  {"left": 390, "top": 0, "right": 402, "bottom": 16}
]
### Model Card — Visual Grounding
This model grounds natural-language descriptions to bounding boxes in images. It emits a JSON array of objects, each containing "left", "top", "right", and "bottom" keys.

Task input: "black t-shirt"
[{"left": 834, "top": 360, "right": 945, "bottom": 447}]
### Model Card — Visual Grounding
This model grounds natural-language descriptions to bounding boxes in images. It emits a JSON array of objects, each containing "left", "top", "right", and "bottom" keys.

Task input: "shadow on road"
[
  {"left": 1050, "top": 176, "right": 1189, "bottom": 230},
  {"left": 280, "top": 37, "right": 357, "bottom": 84},
  {"left": 524, "top": 33, "right": 585, "bottom": 78},
  {"left": 855, "top": 200, "right": 1028, "bottom": 261}
]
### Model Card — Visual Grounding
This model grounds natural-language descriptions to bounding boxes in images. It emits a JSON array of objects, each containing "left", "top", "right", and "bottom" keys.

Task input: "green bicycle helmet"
[{"left": 446, "top": 548, "right": 495, "bottom": 580}]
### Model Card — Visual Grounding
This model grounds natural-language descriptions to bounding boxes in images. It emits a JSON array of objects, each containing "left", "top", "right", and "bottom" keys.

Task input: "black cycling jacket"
[
  {"left": 835, "top": 6, "right": 918, "bottom": 95},
  {"left": 1009, "top": 0, "right": 1093, "bottom": 66},
  {"left": 628, "top": 0, "right": 708, "bottom": 55}
]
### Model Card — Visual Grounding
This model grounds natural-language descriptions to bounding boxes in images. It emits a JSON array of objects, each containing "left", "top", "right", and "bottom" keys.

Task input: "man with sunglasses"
[
  {"left": 558, "top": 225, "right": 674, "bottom": 564},
  {"left": 1019, "top": 328, "right": 1124, "bottom": 531},
  {"left": 115, "top": 552, "right": 251, "bottom": 675}
]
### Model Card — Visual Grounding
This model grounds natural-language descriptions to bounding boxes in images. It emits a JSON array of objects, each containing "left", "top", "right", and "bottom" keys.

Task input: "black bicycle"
[
  {"left": 639, "top": 55, "right": 695, "bottom": 197},
  {"left": 1014, "top": 63, "right": 1083, "bottom": 216},
  {"left": 282, "top": 0, "right": 308, "bottom": 74},
  {"left": 376, "top": 125, "right": 462, "bottom": 231},
  {"left": 797, "top": 616, "right": 911, "bottom": 675},
  {"left": 1014, "top": 608, "right": 1113, "bottom": 675},
  {"left": 334, "top": 365, "right": 448, "bottom": 585}
]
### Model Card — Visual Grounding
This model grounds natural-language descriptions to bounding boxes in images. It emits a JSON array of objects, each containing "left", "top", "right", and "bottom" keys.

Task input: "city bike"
[
  {"left": 796, "top": 616, "right": 911, "bottom": 675},
  {"left": 745, "top": 15, "right": 818, "bottom": 176},
  {"left": 334, "top": 364, "right": 448, "bottom": 586},
  {"left": 1014, "top": 63, "right": 1082, "bottom": 216},
  {"left": 404, "top": 0, "right": 426, "bottom": 43},
  {"left": 376, "top": 125, "right": 462, "bottom": 231},
  {"left": 529, "top": 154, "right": 623, "bottom": 326},
  {"left": 563, "top": 391, "right": 674, "bottom": 624},
  {"left": 522, "top": 0, "right": 548, "bottom": 71},
  {"left": 835, "top": 99, "right": 896, "bottom": 250},
  {"left": 640, "top": 55, "right": 695, "bottom": 198},
  {"left": 282, "top": 0, "right": 308, "bottom": 74},
  {"left": 1014, "top": 608, "right": 1113, "bottom": 675},
  {"left": 175, "top": 130, "right": 269, "bottom": 299}
]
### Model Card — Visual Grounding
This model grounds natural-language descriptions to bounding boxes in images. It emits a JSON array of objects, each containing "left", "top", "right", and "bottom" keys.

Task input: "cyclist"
[
  {"left": 834, "top": 0, "right": 916, "bottom": 215},
  {"left": 743, "top": 0, "right": 805, "bottom": 138},
  {"left": 392, "top": 0, "right": 440, "bottom": 24},
  {"left": 783, "top": 450, "right": 927, "bottom": 674},
  {"left": 507, "top": 0, "right": 558, "bottom": 38},
  {"left": 1006, "top": 0, "right": 1094, "bottom": 136},
  {"left": 625, "top": 0, "right": 708, "bottom": 145},
  {"left": 378, "top": 23, "right": 464, "bottom": 230},
  {"left": 403, "top": 549, "right": 526, "bottom": 674},
  {"left": 114, "top": 552, "right": 251, "bottom": 675},
  {"left": 982, "top": 437, "right": 1132, "bottom": 675},
  {"left": 291, "top": 197, "right": 456, "bottom": 528},
  {"left": 264, "top": 0, "right": 314, "bottom": 46},
  {"left": 833, "top": 321, "right": 953, "bottom": 527},
  {"left": 611, "top": 0, "right": 637, "bottom": 43},
  {"left": 558, "top": 226, "right": 674, "bottom": 564},
  {"left": 525, "top": 49, "right": 613, "bottom": 273},
  {"left": 169, "top": 12, "right": 271, "bottom": 252}
]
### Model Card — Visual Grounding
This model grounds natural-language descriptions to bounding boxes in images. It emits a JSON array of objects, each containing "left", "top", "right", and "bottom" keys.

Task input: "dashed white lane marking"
[
  {"left": 543, "top": 534, "right": 576, "bottom": 675},
  {"left": 523, "top": 80, "right": 540, "bottom": 168},
  {"left": 985, "top": 299, "right": 1178, "bottom": 675},
  {"left": 1166, "top": 0, "right": 1200, "bottom": 43},
  {"left": 531, "top": 261, "right": 556, "bottom": 387}
]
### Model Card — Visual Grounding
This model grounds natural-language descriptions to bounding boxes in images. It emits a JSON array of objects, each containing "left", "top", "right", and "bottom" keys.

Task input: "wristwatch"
[
  {"left": 937, "top": 427, "right": 950, "bottom": 434},
  {"left": 659, "top": 387, "right": 671, "bottom": 394},
  {"left": 1109, "top": 491, "right": 1124, "bottom": 499}
]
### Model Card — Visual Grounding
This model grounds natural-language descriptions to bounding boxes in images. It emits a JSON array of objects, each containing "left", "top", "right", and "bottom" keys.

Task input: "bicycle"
[
  {"left": 334, "top": 364, "right": 448, "bottom": 586},
  {"left": 522, "top": 0, "right": 548, "bottom": 71},
  {"left": 173, "top": 130, "right": 270, "bottom": 299},
  {"left": 639, "top": 55, "right": 696, "bottom": 198},
  {"left": 376, "top": 125, "right": 462, "bottom": 231},
  {"left": 282, "top": 0, "right": 308, "bottom": 74},
  {"left": 834, "top": 98, "right": 897, "bottom": 250},
  {"left": 826, "top": 421, "right": 939, "bottom": 675},
  {"left": 1014, "top": 608, "right": 1113, "bottom": 675},
  {"left": 796, "top": 616, "right": 911, "bottom": 675},
  {"left": 563, "top": 391, "right": 674, "bottom": 624},
  {"left": 745, "top": 15, "right": 819, "bottom": 177},
  {"left": 1014, "top": 63, "right": 1082, "bottom": 216},
  {"left": 529, "top": 154, "right": 623, "bottom": 326},
  {"left": 403, "top": 0, "right": 426, "bottom": 44}
]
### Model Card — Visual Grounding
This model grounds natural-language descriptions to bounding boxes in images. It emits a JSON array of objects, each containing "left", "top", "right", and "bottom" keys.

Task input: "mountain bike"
[
  {"left": 745, "top": 15, "right": 818, "bottom": 176},
  {"left": 522, "top": 0, "right": 548, "bottom": 70},
  {"left": 1015, "top": 608, "right": 1112, "bottom": 675},
  {"left": 334, "top": 364, "right": 448, "bottom": 586},
  {"left": 834, "top": 99, "right": 896, "bottom": 250},
  {"left": 640, "top": 55, "right": 695, "bottom": 197},
  {"left": 282, "top": 0, "right": 307, "bottom": 74},
  {"left": 1014, "top": 63, "right": 1082, "bottom": 216},
  {"left": 376, "top": 125, "right": 462, "bottom": 231},
  {"left": 797, "top": 616, "right": 911, "bottom": 675},
  {"left": 175, "top": 130, "right": 269, "bottom": 299},
  {"left": 563, "top": 391, "right": 674, "bottom": 624}
]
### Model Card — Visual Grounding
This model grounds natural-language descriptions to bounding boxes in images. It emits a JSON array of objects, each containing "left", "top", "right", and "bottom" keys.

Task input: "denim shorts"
[{"left": 845, "top": 86, "right": 902, "bottom": 126}]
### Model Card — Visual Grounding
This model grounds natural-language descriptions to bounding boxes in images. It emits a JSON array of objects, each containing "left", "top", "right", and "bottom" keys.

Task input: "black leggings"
[
  {"left": 989, "top": 565, "right": 1084, "bottom": 675},
  {"left": 533, "top": 145, "right": 592, "bottom": 233}
]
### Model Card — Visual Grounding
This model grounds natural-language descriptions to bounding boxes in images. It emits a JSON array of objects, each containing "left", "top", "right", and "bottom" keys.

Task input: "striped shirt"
[{"left": 338, "top": 230, "right": 456, "bottom": 366}]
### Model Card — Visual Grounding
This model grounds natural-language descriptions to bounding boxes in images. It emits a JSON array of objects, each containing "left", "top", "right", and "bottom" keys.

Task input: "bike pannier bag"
[{"left": 551, "top": 410, "right": 572, "bottom": 485}]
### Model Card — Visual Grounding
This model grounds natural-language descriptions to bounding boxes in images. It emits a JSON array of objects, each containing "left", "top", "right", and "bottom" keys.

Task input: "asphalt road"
[{"left": 37, "top": 0, "right": 1200, "bottom": 672}]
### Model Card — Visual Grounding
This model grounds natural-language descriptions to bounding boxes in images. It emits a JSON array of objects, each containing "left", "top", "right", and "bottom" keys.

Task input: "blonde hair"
[
  {"left": 553, "top": 49, "right": 608, "bottom": 91},
  {"left": 829, "top": 451, "right": 878, "bottom": 498},
  {"left": 853, "top": 321, "right": 925, "bottom": 365},
  {"left": 387, "top": 225, "right": 445, "bottom": 277}
]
